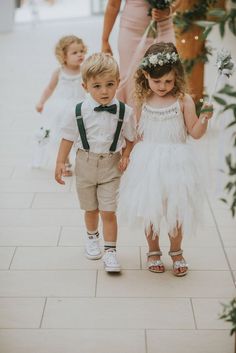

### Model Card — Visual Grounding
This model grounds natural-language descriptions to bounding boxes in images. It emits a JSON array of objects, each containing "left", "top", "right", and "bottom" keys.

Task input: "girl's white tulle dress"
[
  {"left": 32, "top": 68, "right": 85, "bottom": 168},
  {"left": 118, "top": 100, "right": 203, "bottom": 237}
]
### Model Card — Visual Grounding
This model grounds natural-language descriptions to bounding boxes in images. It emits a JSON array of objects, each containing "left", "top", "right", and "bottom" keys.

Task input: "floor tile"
[
  {"left": 192, "top": 298, "right": 233, "bottom": 329},
  {"left": 146, "top": 330, "right": 234, "bottom": 353},
  {"left": 0, "top": 329, "right": 146, "bottom": 353},
  {"left": 0, "top": 166, "right": 14, "bottom": 179},
  {"left": 96, "top": 270, "right": 236, "bottom": 298},
  {"left": 59, "top": 226, "right": 87, "bottom": 246},
  {"left": 32, "top": 192, "right": 79, "bottom": 209},
  {"left": 0, "top": 226, "right": 60, "bottom": 246},
  {"left": 0, "top": 209, "right": 84, "bottom": 226},
  {"left": 0, "top": 298, "right": 45, "bottom": 328},
  {"left": 225, "top": 247, "right": 236, "bottom": 270},
  {"left": 42, "top": 297, "right": 194, "bottom": 329},
  {"left": 10, "top": 246, "right": 140, "bottom": 270},
  {"left": 0, "top": 179, "right": 72, "bottom": 193},
  {"left": 0, "top": 270, "right": 96, "bottom": 297},
  {"left": 218, "top": 226, "right": 236, "bottom": 247},
  {"left": 0, "top": 193, "right": 34, "bottom": 208},
  {"left": 213, "top": 210, "right": 236, "bottom": 227}
]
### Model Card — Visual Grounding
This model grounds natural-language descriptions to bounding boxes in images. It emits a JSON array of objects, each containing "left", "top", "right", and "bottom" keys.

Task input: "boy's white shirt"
[{"left": 61, "top": 94, "right": 136, "bottom": 153}]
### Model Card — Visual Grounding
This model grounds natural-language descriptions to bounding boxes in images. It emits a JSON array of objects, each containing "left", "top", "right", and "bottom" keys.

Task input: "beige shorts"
[{"left": 75, "top": 150, "right": 122, "bottom": 212}]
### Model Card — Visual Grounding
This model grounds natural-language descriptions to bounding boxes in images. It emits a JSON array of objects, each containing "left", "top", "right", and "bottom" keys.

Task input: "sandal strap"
[
  {"left": 168, "top": 249, "right": 183, "bottom": 257},
  {"left": 148, "top": 259, "right": 164, "bottom": 267},
  {"left": 147, "top": 251, "right": 162, "bottom": 257},
  {"left": 173, "top": 259, "right": 188, "bottom": 270}
]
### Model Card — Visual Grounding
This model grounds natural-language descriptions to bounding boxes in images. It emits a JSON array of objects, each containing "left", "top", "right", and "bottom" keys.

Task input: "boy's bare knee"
[{"left": 100, "top": 211, "right": 116, "bottom": 222}]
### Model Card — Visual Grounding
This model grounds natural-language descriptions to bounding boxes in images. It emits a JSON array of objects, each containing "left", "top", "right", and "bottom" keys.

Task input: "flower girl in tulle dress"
[
  {"left": 33, "top": 35, "right": 87, "bottom": 174},
  {"left": 118, "top": 42, "right": 214, "bottom": 276}
]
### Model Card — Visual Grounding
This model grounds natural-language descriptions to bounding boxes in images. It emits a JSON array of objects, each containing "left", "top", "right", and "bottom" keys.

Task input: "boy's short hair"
[
  {"left": 81, "top": 53, "right": 119, "bottom": 83},
  {"left": 55, "top": 35, "right": 87, "bottom": 65}
]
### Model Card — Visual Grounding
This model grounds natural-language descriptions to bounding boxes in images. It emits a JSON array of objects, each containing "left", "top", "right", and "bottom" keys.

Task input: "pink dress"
[{"left": 117, "top": 0, "right": 175, "bottom": 107}]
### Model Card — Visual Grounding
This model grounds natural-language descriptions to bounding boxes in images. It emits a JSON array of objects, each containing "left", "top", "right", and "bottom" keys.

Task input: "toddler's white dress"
[
  {"left": 118, "top": 100, "right": 203, "bottom": 237},
  {"left": 32, "top": 68, "right": 85, "bottom": 168}
]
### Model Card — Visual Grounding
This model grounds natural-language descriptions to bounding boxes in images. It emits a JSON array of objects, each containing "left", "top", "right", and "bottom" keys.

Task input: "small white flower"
[
  {"left": 149, "top": 55, "right": 158, "bottom": 65},
  {"left": 166, "top": 53, "right": 171, "bottom": 60},
  {"left": 158, "top": 60, "right": 164, "bottom": 66}
]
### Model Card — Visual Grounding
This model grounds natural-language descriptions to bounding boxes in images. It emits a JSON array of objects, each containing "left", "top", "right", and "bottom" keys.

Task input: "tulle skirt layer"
[{"left": 118, "top": 141, "right": 204, "bottom": 237}]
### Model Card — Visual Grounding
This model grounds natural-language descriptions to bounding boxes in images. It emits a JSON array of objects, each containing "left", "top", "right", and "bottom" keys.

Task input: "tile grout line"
[
  {"left": 139, "top": 246, "right": 142, "bottom": 270},
  {"left": 29, "top": 192, "right": 37, "bottom": 209},
  {"left": 8, "top": 247, "right": 18, "bottom": 270},
  {"left": 39, "top": 297, "right": 47, "bottom": 328},
  {"left": 206, "top": 193, "right": 236, "bottom": 287},
  {"left": 95, "top": 269, "right": 98, "bottom": 297},
  {"left": 56, "top": 226, "right": 63, "bottom": 246},
  {"left": 190, "top": 297, "right": 198, "bottom": 330},
  {"left": 144, "top": 329, "right": 148, "bottom": 353}
]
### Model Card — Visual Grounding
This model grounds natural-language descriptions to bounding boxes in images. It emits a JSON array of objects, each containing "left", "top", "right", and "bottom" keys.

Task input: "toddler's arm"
[
  {"left": 36, "top": 69, "right": 60, "bottom": 113},
  {"left": 55, "top": 139, "right": 73, "bottom": 184},
  {"left": 182, "top": 94, "right": 213, "bottom": 139},
  {"left": 118, "top": 139, "right": 134, "bottom": 172}
]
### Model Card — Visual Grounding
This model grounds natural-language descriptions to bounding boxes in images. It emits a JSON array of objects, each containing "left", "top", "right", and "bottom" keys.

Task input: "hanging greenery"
[
  {"left": 214, "top": 84, "right": 236, "bottom": 216},
  {"left": 173, "top": 0, "right": 217, "bottom": 33}
]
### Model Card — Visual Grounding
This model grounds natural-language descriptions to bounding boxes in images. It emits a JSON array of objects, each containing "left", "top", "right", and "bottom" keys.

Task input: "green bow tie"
[{"left": 94, "top": 104, "right": 117, "bottom": 114}]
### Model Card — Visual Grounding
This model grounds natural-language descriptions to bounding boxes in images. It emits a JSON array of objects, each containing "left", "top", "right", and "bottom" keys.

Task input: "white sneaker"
[
  {"left": 84, "top": 235, "right": 102, "bottom": 260},
  {"left": 102, "top": 250, "right": 121, "bottom": 272}
]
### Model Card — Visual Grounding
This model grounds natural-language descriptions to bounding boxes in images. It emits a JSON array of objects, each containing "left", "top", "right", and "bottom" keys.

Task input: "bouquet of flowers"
[
  {"left": 201, "top": 48, "right": 235, "bottom": 123},
  {"left": 145, "top": 0, "right": 173, "bottom": 38},
  {"left": 35, "top": 126, "right": 50, "bottom": 145}
]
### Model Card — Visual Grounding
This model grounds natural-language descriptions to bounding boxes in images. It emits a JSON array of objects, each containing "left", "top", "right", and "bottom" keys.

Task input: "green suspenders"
[{"left": 75, "top": 101, "right": 125, "bottom": 153}]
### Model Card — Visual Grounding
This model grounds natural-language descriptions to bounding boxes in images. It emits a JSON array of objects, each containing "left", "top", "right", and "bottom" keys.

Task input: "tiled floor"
[{"left": 0, "top": 14, "right": 235, "bottom": 353}]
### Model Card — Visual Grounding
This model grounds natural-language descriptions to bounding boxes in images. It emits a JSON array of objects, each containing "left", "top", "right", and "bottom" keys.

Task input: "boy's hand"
[
  {"left": 200, "top": 103, "right": 214, "bottom": 121},
  {"left": 55, "top": 162, "right": 66, "bottom": 185},
  {"left": 118, "top": 156, "right": 130, "bottom": 172},
  {"left": 36, "top": 103, "right": 44, "bottom": 113}
]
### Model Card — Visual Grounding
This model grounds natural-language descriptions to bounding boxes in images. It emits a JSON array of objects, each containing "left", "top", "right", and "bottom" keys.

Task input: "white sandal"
[
  {"left": 147, "top": 251, "right": 165, "bottom": 273},
  {"left": 168, "top": 249, "right": 188, "bottom": 277}
]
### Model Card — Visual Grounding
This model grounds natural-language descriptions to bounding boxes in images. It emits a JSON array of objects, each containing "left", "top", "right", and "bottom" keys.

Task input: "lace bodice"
[
  {"left": 54, "top": 69, "right": 84, "bottom": 101},
  {"left": 138, "top": 101, "right": 187, "bottom": 144}
]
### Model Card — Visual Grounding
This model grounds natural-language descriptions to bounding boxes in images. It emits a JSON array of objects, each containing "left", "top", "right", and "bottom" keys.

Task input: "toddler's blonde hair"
[
  {"left": 55, "top": 35, "right": 87, "bottom": 65},
  {"left": 81, "top": 53, "right": 119, "bottom": 84},
  {"left": 134, "top": 42, "right": 187, "bottom": 106}
]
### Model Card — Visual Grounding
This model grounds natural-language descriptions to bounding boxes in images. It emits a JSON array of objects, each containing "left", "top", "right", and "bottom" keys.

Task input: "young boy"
[{"left": 55, "top": 53, "right": 136, "bottom": 272}]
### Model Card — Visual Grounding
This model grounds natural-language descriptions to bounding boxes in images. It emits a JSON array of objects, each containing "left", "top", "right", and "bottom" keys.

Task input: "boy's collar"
[{"left": 87, "top": 94, "right": 117, "bottom": 108}]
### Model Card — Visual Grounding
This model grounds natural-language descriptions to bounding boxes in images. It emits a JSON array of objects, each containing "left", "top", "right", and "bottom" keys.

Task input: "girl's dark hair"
[{"left": 134, "top": 42, "right": 187, "bottom": 105}]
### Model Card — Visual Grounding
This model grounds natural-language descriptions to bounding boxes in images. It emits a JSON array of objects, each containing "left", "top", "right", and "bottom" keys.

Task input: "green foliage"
[
  {"left": 213, "top": 85, "right": 236, "bottom": 217},
  {"left": 196, "top": 8, "right": 236, "bottom": 39},
  {"left": 182, "top": 46, "right": 212, "bottom": 74},
  {"left": 220, "top": 298, "right": 236, "bottom": 335},
  {"left": 173, "top": 0, "right": 216, "bottom": 33}
]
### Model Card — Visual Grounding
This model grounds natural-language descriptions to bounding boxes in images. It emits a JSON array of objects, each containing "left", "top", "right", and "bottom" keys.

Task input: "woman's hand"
[
  {"left": 101, "top": 40, "right": 113, "bottom": 55},
  {"left": 151, "top": 7, "right": 171, "bottom": 21}
]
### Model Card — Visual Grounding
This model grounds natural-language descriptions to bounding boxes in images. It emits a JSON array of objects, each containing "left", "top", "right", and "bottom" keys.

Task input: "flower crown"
[{"left": 140, "top": 51, "right": 179, "bottom": 70}]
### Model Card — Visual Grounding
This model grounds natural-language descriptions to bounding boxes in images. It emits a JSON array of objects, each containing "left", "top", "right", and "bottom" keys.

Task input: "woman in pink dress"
[{"left": 101, "top": 0, "right": 179, "bottom": 107}]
